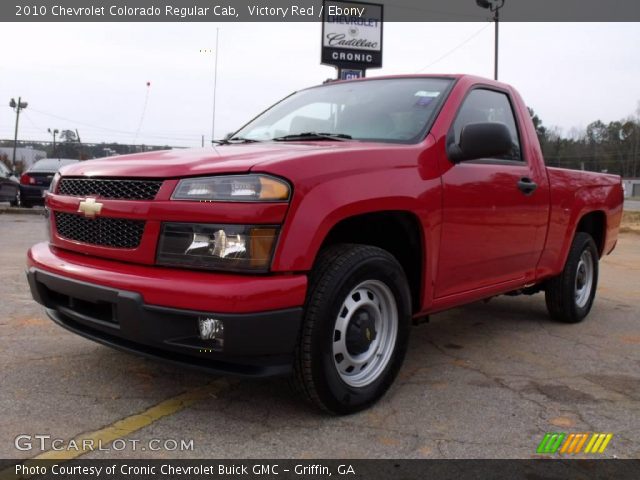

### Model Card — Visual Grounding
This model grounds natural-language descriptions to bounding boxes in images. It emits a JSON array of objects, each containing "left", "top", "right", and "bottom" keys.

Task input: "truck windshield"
[{"left": 233, "top": 78, "right": 453, "bottom": 144}]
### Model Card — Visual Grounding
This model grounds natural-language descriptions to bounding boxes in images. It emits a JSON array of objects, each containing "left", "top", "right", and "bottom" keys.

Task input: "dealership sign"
[{"left": 321, "top": 0, "right": 383, "bottom": 70}]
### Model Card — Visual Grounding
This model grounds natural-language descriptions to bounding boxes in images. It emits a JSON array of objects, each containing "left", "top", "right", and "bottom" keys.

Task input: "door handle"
[{"left": 517, "top": 177, "right": 537, "bottom": 195}]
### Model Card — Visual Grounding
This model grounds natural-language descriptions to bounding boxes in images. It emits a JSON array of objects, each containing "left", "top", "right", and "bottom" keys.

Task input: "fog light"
[{"left": 198, "top": 317, "right": 224, "bottom": 347}]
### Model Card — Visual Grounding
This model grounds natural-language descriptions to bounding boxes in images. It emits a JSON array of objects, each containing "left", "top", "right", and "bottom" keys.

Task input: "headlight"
[
  {"left": 172, "top": 175, "right": 290, "bottom": 202},
  {"left": 50, "top": 173, "right": 61, "bottom": 193},
  {"left": 157, "top": 223, "right": 279, "bottom": 272}
]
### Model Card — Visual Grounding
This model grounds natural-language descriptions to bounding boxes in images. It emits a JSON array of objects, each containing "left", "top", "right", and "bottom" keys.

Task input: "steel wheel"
[
  {"left": 545, "top": 232, "right": 599, "bottom": 323},
  {"left": 332, "top": 280, "right": 398, "bottom": 388},
  {"left": 574, "top": 250, "right": 594, "bottom": 308},
  {"left": 292, "top": 244, "right": 411, "bottom": 414}
]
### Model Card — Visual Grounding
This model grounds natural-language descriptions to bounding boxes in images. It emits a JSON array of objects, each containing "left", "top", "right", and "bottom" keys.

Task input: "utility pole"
[
  {"left": 76, "top": 129, "right": 84, "bottom": 160},
  {"left": 48, "top": 128, "right": 59, "bottom": 157},
  {"left": 211, "top": 27, "right": 220, "bottom": 143},
  {"left": 494, "top": 6, "right": 500, "bottom": 80},
  {"left": 9, "top": 97, "right": 28, "bottom": 171},
  {"left": 476, "top": 0, "right": 505, "bottom": 81}
]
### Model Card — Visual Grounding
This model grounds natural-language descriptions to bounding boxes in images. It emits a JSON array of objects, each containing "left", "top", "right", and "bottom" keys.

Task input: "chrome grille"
[
  {"left": 58, "top": 178, "right": 162, "bottom": 200},
  {"left": 55, "top": 213, "right": 145, "bottom": 249}
]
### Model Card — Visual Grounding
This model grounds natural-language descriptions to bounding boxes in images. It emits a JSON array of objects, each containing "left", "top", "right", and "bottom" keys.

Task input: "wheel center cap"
[
  {"left": 577, "top": 264, "right": 586, "bottom": 288},
  {"left": 346, "top": 309, "right": 377, "bottom": 356}
]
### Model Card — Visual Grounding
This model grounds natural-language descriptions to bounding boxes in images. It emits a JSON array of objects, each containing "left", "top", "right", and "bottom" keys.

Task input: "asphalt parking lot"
[
  {"left": 1, "top": 212, "right": 639, "bottom": 460},
  {"left": 624, "top": 199, "right": 640, "bottom": 212}
]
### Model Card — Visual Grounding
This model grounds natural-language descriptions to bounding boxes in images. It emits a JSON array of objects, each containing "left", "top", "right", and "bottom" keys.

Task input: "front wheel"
[
  {"left": 292, "top": 244, "right": 411, "bottom": 414},
  {"left": 545, "top": 232, "right": 599, "bottom": 323}
]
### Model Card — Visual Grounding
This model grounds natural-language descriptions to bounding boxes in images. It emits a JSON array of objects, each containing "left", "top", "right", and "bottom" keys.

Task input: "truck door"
[{"left": 434, "top": 87, "right": 548, "bottom": 298}]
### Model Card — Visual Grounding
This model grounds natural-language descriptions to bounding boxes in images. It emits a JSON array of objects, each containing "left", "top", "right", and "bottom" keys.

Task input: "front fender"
[{"left": 271, "top": 167, "right": 436, "bottom": 273}]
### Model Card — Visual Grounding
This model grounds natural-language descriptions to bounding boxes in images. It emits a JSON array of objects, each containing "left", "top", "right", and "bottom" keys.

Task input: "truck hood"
[{"left": 60, "top": 142, "right": 391, "bottom": 178}]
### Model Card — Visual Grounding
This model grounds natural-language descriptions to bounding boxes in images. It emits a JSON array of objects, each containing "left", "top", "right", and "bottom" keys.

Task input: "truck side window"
[{"left": 452, "top": 89, "right": 522, "bottom": 162}]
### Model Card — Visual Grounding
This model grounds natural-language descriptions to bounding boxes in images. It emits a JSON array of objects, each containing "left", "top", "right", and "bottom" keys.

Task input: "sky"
[{"left": 1, "top": 22, "right": 639, "bottom": 147}]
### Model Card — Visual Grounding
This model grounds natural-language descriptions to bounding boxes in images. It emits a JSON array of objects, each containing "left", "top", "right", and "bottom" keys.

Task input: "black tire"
[
  {"left": 21, "top": 200, "right": 32, "bottom": 208},
  {"left": 292, "top": 244, "right": 411, "bottom": 414},
  {"left": 9, "top": 189, "right": 20, "bottom": 207},
  {"left": 545, "top": 232, "right": 599, "bottom": 323}
]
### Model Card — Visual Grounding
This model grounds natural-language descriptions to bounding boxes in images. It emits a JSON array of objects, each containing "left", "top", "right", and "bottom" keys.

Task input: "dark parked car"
[
  {"left": 0, "top": 162, "right": 20, "bottom": 206},
  {"left": 20, "top": 158, "right": 79, "bottom": 207}
]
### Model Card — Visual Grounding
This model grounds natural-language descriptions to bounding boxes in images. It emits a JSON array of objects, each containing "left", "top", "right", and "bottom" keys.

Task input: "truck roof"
[{"left": 314, "top": 73, "right": 513, "bottom": 91}]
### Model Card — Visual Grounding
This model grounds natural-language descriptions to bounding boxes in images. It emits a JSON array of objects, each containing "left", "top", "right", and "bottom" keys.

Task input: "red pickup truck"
[{"left": 27, "top": 75, "right": 623, "bottom": 414}]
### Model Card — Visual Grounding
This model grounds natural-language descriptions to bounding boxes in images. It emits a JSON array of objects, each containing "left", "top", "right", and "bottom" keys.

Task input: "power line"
[
  {"left": 0, "top": 127, "right": 203, "bottom": 145},
  {"left": 14, "top": 129, "right": 200, "bottom": 143},
  {"left": 22, "top": 110, "right": 43, "bottom": 131},
  {"left": 133, "top": 83, "right": 152, "bottom": 145},
  {"left": 27, "top": 107, "right": 135, "bottom": 135},
  {"left": 416, "top": 23, "right": 492, "bottom": 73},
  {"left": 24, "top": 107, "right": 203, "bottom": 141}
]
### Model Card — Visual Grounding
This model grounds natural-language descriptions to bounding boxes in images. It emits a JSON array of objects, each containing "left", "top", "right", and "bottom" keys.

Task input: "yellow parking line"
[{"left": 1, "top": 379, "right": 230, "bottom": 480}]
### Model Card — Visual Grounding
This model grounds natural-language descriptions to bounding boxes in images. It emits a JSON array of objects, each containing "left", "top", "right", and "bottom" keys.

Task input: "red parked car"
[{"left": 27, "top": 75, "right": 623, "bottom": 413}]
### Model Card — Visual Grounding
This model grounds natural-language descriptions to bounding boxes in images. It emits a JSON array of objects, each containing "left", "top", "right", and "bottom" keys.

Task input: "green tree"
[
  {"left": 527, "top": 107, "right": 547, "bottom": 145},
  {"left": 59, "top": 130, "right": 77, "bottom": 143},
  {"left": 54, "top": 130, "right": 80, "bottom": 159}
]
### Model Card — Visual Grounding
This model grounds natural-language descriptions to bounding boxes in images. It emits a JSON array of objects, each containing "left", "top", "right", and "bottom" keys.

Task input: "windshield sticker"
[
  {"left": 414, "top": 90, "right": 441, "bottom": 98},
  {"left": 415, "top": 96, "right": 435, "bottom": 107}
]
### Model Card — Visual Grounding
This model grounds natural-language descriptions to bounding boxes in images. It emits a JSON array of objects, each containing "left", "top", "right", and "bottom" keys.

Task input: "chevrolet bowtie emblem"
[{"left": 77, "top": 198, "right": 103, "bottom": 218}]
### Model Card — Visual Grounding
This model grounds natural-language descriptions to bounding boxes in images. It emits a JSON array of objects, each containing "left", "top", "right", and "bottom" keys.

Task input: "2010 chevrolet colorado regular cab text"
[{"left": 27, "top": 75, "right": 623, "bottom": 414}]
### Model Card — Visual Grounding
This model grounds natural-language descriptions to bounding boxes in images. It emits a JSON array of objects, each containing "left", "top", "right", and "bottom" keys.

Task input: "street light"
[
  {"left": 9, "top": 97, "right": 28, "bottom": 171},
  {"left": 48, "top": 128, "right": 59, "bottom": 157},
  {"left": 476, "top": 0, "right": 506, "bottom": 81}
]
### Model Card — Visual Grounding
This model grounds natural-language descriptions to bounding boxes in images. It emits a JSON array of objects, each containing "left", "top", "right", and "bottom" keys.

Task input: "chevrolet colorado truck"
[{"left": 27, "top": 75, "right": 623, "bottom": 414}]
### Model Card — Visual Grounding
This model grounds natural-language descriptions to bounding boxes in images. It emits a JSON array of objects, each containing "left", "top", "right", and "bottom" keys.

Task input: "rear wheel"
[
  {"left": 9, "top": 189, "right": 20, "bottom": 207},
  {"left": 545, "top": 232, "right": 599, "bottom": 323},
  {"left": 292, "top": 244, "right": 411, "bottom": 414}
]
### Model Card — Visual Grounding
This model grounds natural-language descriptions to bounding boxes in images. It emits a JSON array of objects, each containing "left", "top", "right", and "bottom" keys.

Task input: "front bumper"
[
  {"left": 19, "top": 184, "right": 47, "bottom": 204},
  {"left": 27, "top": 243, "right": 307, "bottom": 376}
]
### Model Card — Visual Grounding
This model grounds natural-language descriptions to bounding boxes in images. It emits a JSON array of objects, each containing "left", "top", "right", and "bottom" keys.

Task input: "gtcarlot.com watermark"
[{"left": 15, "top": 434, "right": 194, "bottom": 452}]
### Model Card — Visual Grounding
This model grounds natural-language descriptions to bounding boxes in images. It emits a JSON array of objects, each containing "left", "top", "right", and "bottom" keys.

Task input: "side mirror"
[{"left": 447, "top": 122, "right": 512, "bottom": 163}]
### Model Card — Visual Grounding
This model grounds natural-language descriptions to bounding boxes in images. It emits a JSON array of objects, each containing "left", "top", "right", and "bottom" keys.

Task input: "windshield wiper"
[
  {"left": 229, "top": 137, "right": 262, "bottom": 143},
  {"left": 212, "top": 137, "right": 261, "bottom": 145},
  {"left": 273, "top": 132, "right": 352, "bottom": 142}
]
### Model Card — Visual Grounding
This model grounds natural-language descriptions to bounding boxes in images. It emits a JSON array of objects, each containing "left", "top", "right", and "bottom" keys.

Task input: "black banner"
[
  {"left": 321, "top": 48, "right": 383, "bottom": 69},
  {"left": 3, "top": 0, "right": 640, "bottom": 22},
  {"left": 1, "top": 459, "right": 640, "bottom": 480}
]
